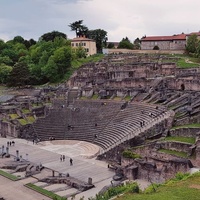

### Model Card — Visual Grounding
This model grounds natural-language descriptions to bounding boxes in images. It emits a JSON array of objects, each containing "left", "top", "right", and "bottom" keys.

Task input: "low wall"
[
  {"left": 103, "top": 49, "right": 185, "bottom": 55},
  {"left": 170, "top": 127, "right": 200, "bottom": 138}
]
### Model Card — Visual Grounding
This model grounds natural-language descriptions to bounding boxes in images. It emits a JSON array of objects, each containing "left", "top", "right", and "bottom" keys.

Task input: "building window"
[
  {"left": 85, "top": 48, "right": 89, "bottom": 52},
  {"left": 76, "top": 43, "right": 78, "bottom": 47},
  {"left": 72, "top": 43, "right": 74, "bottom": 47}
]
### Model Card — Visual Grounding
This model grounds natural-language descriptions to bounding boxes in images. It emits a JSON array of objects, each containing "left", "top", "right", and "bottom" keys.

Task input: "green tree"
[
  {"left": 42, "top": 56, "right": 58, "bottom": 82},
  {"left": 118, "top": 37, "right": 134, "bottom": 49},
  {"left": 0, "top": 56, "right": 13, "bottom": 65},
  {"left": 87, "top": 29, "right": 107, "bottom": 53},
  {"left": 75, "top": 46, "right": 87, "bottom": 58},
  {"left": 107, "top": 42, "right": 115, "bottom": 49},
  {"left": 186, "top": 34, "right": 198, "bottom": 53},
  {"left": 13, "top": 36, "right": 25, "bottom": 44},
  {"left": 69, "top": 20, "right": 88, "bottom": 37},
  {"left": 40, "top": 31, "right": 67, "bottom": 42},
  {"left": 133, "top": 38, "right": 141, "bottom": 49},
  {"left": 0, "top": 39, "right": 6, "bottom": 53},
  {"left": 42, "top": 46, "right": 72, "bottom": 82},
  {"left": 8, "top": 62, "right": 31, "bottom": 87},
  {"left": 0, "top": 64, "right": 12, "bottom": 84}
]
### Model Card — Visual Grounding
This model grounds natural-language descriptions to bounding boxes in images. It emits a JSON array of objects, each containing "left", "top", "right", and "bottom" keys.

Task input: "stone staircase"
[{"left": 67, "top": 88, "right": 79, "bottom": 106}]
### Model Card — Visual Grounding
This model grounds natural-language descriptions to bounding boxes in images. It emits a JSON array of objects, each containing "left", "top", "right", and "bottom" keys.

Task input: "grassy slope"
[
  {"left": 171, "top": 123, "right": 200, "bottom": 130},
  {"left": 64, "top": 54, "right": 104, "bottom": 81},
  {"left": 164, "top": 136, "right": 195, "bottom": 144},
  {"left": 116, "top": 173, "right": 200, "bottom": 200}
]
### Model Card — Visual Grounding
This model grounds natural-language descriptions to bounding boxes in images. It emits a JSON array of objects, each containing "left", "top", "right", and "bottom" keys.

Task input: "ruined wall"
[
  {"left": 0, "top": 121, "right": 18, "bottom": 137},
  {"left": 170, "top": 128, "right": 200, "bottom": 138}
]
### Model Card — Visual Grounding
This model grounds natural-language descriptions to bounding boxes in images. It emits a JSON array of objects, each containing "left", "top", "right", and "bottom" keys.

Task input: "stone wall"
[
  {"left": 170, "top": 128, "right": 200, "bottom": 138},
  {"left": 0, "top": 121, "right": 18, "bottom": 137},
  {"left": 122, "top": 156, "right": 191, "bottom": 183}
]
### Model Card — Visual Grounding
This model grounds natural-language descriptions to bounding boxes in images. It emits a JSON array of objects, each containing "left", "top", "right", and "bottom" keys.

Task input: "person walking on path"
[
  {"left": 63, "top": 155, "right": 65, "bottom": 161},
  {"left": 60, "top": 155, "right": 63, "bottom": 162},
  {"left": 70, "top": 158, "right": 73, "bottom": 166}
]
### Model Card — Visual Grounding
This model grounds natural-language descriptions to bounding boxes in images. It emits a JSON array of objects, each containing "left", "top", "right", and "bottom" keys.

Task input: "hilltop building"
[
  {"left": 141, "top": 32, "right": 200, "bottom": 50},
  {"left": 71, "top": 36, "right": 97, "bottom": 56}
]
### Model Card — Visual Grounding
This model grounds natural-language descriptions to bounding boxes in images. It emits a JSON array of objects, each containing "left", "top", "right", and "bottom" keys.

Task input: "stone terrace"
[{"left": 33, "top": 99, "right": 171, "bottom": 154}]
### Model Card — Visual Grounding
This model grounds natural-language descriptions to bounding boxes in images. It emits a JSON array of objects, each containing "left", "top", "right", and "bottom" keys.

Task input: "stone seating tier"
[{"left": 33, "top": 100, "right": 168, "bottom": 152}]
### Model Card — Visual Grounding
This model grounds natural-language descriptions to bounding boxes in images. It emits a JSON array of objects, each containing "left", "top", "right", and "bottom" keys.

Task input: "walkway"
[{"left": 0, "top": 138, "right": 115, "bottom": 200}]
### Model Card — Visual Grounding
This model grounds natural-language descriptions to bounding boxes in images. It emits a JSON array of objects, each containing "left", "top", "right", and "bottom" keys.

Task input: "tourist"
[
  {"left": 60, "top": 155, "right": 63, "bottom": 162},
  {"left": 63, "top": 155, "right": 65, "bottom": 161},
  {"left": 70, "top": 158, "right": 73, "bottom": 166}
]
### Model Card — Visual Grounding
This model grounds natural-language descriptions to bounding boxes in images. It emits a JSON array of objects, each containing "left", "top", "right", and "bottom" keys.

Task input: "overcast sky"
[{"left": 0, "top": 0, "right": 200, "bottom": 42}]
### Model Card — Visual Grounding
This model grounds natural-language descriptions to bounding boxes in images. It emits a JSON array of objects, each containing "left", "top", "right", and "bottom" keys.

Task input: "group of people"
[
  {"left": 7, "top": 141, "right": 15, "bottom": 146},
  {"left": 60, "top": 155, "right": 73, "bottom": 165}
]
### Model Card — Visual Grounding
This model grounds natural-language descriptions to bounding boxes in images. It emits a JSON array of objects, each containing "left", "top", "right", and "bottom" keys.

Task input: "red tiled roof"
[
  {"left": 71, "top": 37, "right": 94, "bottom": 42},
  {"left": 141, "top": 34, "right": 186, "bottom": 41}
]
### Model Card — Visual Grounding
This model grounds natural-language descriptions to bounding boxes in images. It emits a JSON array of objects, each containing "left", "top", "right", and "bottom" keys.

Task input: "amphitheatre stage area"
[{"left": 0, "top": 137, "right": 115, "bottom": 200}]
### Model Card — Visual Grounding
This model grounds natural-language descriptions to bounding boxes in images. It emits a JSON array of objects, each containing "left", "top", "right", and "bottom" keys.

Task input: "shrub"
[
  {"left": 122, "top": 150, "right": 141, "bottom": 159},
  {"left": 144, "top": 183, "right": 160, "bottom": 194}
]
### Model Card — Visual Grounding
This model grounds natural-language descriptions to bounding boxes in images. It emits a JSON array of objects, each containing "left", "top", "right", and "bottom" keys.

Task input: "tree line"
[
  {"left": 0, "top": 31, "right": 84, "bottom": 86},
  {"left": 0, "top": 20, "right": 141, "bottom": 86}
]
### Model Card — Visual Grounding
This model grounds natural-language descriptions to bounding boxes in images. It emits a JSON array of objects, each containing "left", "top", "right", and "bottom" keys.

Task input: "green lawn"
[
  {"left": 171, "top": 123, "right": 200, "bottom": 130},
  {"left": 0, "top": 169, "right": 19, "bottom": 181},
  {"left": 164, "top": 136, "right": 195, "bottom": 144},
  {"left": 116, "top": 173, "right": 200, "bottom": 200},
  {"left": 158, "top": 149, "right": 188, "bottom": 158},
  {"left": 177, "top": 58, "right": 200, "bottom": 68},
  {"left": 25, "top": 183, "right": 66, "bottom": 200}
]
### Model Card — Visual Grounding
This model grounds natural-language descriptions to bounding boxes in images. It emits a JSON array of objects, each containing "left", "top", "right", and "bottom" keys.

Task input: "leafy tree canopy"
[
  {"left": 8, "top": 62, "right": 31, "bottom": 87},
  {"left": 87, "top": 29, "right": 107, "bottom": 53},
  {"left": 40, "top": 31, "right": 67, "bottom": 42},
  {"left": 118, "top": 37, "right": 134, "bottom": 49},
  {"left": 69, "top": 20, "right": 88, "bottom": 37},
  {"left": 186, "top": 34, "right": 198, "bottom": 54}
]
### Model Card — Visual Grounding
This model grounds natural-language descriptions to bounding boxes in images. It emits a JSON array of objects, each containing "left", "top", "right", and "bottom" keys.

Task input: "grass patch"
[
  {"left": 122, "top": 150, "right": 142, "bottom": 159},
  {"left": 158, "top": 149, "right": 188, "bottom": 158},
  {"left": 9, "top": 114, "right": 19, "bottom": 120},
  {"left": 25, "top": 183, "right": 66, "bottom": 200},
  {"left": 91, "top": 94, "right": 99, "bottom": 99},
  {"left": 164, "top": 136, "right": 195, "bottom": 144},
  {"left": 177, "top": 58, "right": 200, "bottom": 68},
  {"left": 115, "top": 172, "right": 200, "bottom": 200},
  {"left": 22, "top": 109, "right": 30, "bottom": 114},
  {"left": 171, "top": 123, "right": 200, "bottom": 130},
  {"left": 18, "top": 118, "right": 28, "bottom": 125},
  {"left": 27, "top": 116, "right": 35, "bottom": 123},
  {"left": 65, "top": 54, "right": 104, "bottom": 80},
  {"left": 32, "top": 103, "right": 43, "bottom": 107},
  {"left": 124, "top": 95, "right": 131, "bottom": 101},
  {"left": 0, "top": 169, "right": 19, "bottom": 181},
  {"left": 113, "top": 96, "right": 122, "bottom": 101},
  {"left": 80, "top": 96, "right": 88, "bottom": 100}
]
